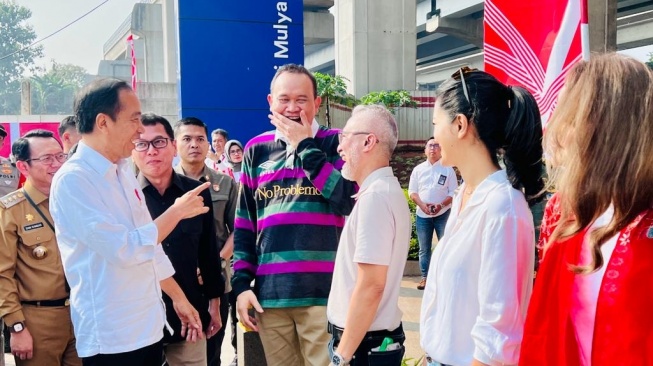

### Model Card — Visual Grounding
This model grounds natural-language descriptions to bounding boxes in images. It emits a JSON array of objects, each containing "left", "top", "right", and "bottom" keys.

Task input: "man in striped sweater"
[{"left": 232, "top": 64, "right": 357, "bottom": 366}]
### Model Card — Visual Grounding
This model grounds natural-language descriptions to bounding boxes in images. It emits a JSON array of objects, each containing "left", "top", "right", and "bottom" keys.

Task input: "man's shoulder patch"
[{"left": 0, "top": 190, "right": 26, "bottom": 209}]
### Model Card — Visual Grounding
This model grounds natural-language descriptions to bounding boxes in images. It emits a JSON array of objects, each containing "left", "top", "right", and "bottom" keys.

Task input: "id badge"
[{"left": 437, "top": 174, "right": 447, "bottom": 185}]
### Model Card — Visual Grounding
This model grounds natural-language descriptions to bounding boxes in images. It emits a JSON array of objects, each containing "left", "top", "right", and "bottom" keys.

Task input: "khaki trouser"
[
  {"left": 16, "top": 305, "right": 80, "bottom": 366},
  {"left": 164, "top": 338, "right": 207, "bottom": 366},
  {"left": 256, "top": 306, "right": 330, "bottom": 366}
]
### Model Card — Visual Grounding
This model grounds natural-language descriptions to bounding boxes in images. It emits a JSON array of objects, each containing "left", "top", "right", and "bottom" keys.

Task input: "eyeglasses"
[
  {"left": 426, "top": 144, "right": 440, "bottom": 149},
  {"left": 229, "top": 149, "right": 242, "bottom": 155},
  {"left": 26, "top": 153, "right": 68, "bottom": 165},
  {"left": 133, "top": 138, "right": 170, "bottom": 152},
  {"left": 338, "top": 131, "right": 374, "bottom": 143},
  {"left": 451, "top": 66, "right": 477, "bottom": 104}
]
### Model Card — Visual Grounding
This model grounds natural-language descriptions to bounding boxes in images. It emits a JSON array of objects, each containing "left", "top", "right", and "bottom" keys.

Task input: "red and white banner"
[
  {"left": 126, "top": 34, "right": 138, "bottom": 91},
  {"left": 484, "top": 0, "right": 589, "bottom": 127}
]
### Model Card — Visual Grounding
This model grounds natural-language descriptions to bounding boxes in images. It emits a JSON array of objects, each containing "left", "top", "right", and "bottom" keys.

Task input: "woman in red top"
[{"left": 520, "top": 54, "right": 653, "bottom": 365}]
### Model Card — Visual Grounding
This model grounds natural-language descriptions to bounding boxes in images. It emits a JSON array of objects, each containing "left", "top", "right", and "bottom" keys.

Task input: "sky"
[
  {"left": 14, "top": 0, "right": 653, "bottom": 76},
  {"left": 15, "top": 0, "right": 141, "bottom": 74}
]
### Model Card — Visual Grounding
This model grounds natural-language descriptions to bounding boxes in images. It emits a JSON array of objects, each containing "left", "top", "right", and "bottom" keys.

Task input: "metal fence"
[{"left": 316, "top": 91, "right": 436, "bottom": 144}]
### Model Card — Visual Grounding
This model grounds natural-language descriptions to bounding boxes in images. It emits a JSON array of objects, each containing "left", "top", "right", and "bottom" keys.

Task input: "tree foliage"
[
  {"left": 314, "top": 72, "right": 357, "bottom": 127},
  {"left": 315, "top": 72, "right": 347, "bottom": 100},
  {"left": 647, "top": 52, "right": 653, "bottom": 70},
  {"left": 359, "top": 90, "right": 417, "bottom": 114},
  {"left": 30, "top": 61, "right": 88, "bottom": 114},
  {"left": 0, "top": 1, "right": 43, "bottom": 114}
]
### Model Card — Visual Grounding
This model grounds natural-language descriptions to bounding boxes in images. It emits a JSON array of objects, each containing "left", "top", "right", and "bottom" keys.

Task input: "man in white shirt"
[
  {"left": 57, "top": 116, "right": 81, "bottom": 154},
  {"left": 408, "top": 138, "right": 458, "bottom": 290},
  {"left": 50, "top": 78, "right": 210, "bottom": 366},
  {"left": 205, "top": 129, "right": 230, "bottom": 174},
  {"left": 327, "top": 105, "right": 410, "bottom": 366}
]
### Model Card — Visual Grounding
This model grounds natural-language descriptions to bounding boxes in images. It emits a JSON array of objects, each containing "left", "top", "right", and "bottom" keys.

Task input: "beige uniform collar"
[{"left": 23, "top": 181, "right": 48, "bottom": 205}]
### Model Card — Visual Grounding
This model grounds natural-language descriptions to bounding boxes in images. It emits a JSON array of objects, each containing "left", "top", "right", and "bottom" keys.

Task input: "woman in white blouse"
[{"left": 420, "top": 67, "right": 544, "bottom": 366}]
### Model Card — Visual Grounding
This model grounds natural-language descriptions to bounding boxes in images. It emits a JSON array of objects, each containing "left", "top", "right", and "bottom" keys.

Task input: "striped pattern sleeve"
[
  {"left": 231, "top": 140, "right": 261, "bottom": 297},
  {"left": 296, "top": 130, "right": 357, "bottom": 216}
]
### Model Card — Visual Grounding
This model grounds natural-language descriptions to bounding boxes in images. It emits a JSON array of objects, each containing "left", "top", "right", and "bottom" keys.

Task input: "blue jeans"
[{"left": 416, "top": 210, "right": 451, "bottom": 278}]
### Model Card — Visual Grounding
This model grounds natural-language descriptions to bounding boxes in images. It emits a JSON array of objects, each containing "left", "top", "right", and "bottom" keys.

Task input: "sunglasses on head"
[{"left": 451, "top": 66, "right": 478, "bottom": 104}]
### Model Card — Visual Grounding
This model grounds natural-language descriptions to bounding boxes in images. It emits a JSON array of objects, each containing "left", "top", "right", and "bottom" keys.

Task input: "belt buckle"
[{"left": 64, "top": 299, "right": 70, "bottom": 306}]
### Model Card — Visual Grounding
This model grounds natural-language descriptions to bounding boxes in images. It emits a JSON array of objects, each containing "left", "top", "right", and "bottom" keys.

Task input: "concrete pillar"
[
  {"left": 335, "top": 0, "right": 417, "bottom": 97},
  {"left": 20, "top": 80, "right": 31, "bottom": 115},
  {"left": 588, "top": 0, "right": 617, "bottom": 52},
  {"left": 132, "top": 3, "right": 165, "bottom": 82},
  {"left": 161, "top": 0, "right": 179, "bottom": 83}
]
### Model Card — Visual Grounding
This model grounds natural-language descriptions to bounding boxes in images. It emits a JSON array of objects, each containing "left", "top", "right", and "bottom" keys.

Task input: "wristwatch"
[
  {"left": 332, "top": 352, "right": 350, "bottom": 366},
  {"left": 9, "top": 322, "right": 25, "bottom": 333}
]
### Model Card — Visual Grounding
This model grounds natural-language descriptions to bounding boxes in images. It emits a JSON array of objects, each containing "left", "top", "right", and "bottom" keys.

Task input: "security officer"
[
  {"left": 172, "top": 117, "right": 237, "bottom": 366},
  {"left": 0, "top": 129, "right": 80, "bottom": 366},
  {"left": 0, "top": 125, "right": 20, "bottom": 197}
]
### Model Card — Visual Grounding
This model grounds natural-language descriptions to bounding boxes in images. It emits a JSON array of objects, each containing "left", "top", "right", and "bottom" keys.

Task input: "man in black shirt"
[{"left": 131, "top": 113, "right": 224, "bottom": 366}]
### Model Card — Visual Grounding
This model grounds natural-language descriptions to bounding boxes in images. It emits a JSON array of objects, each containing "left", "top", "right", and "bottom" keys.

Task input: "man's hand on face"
[{"left": 269, "top": 110, "right": 313, "bottom": 148}]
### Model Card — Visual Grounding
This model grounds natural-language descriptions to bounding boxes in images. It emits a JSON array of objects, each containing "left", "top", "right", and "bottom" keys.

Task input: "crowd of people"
[{"left": 0, "top": 53, "right": 651, "bottom": 366}]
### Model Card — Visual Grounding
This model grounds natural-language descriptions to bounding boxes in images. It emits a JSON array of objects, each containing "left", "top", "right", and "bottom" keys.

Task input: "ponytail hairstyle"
[
  {"left": 545, "top": 53, "right": 653, "bottom": 273},
  {"left": 436, "top": 68, "right": 545, "bottom": 205}
]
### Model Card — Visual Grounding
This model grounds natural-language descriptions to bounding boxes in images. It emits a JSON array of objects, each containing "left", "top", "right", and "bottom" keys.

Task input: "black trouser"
[
  {"left": 82, "top": 340, "right": 163, "bottom": 366},
  {"left": 207, "top": 292, "right": 230, "bottom": 366},
  {"left": 327, "top": 322, "right": 405, "bottom": 366},
  {"left": 229, "top": 290, "right": 238, "bottom": 353}
]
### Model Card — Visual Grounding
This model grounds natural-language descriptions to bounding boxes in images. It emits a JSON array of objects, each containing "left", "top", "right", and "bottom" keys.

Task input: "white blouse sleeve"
[{"left": 470, "top": 212, "right": 534, "bottom": 365}]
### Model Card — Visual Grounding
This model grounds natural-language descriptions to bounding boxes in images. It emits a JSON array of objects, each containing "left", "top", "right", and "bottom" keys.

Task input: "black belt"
[
  {"left": 21, "top": 297, "right": 70, "bottom": 307},
  {"left": 327, "top": 322, "right": 404, "bottom": 341}
]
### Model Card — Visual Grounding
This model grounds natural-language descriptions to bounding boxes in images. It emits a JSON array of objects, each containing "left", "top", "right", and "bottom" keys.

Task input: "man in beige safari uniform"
[{"left": 0, "top": 130, "right": 80, "bottom": 366}]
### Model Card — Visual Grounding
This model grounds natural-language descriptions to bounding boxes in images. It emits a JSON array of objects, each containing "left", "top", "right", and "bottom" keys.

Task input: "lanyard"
[{"left": 23, "top": 189, "right": 55, "bottom": 233}]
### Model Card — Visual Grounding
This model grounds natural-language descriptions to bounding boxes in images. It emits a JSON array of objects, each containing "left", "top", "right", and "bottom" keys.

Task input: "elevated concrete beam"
[
  {"left": 617, "top": 9, "right": 653, "bottom": 50},
  {"left": 304, "top": 0, "right": 333, "bottom": 10},
  {"left": 304, "top": 11, "right": 334, "bottom": 44},
  {"left": 425, "top": 15, "right": 483, "bottom": 48},
  {"left": 305, "top": 42, "right": 334, "bottom": 70},
  {"left": 416, "top": 52, "right": 484, "bottom": 85}
]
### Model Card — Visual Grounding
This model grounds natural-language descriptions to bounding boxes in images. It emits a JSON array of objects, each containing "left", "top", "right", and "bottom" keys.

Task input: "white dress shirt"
[
  {"left": 408, "top": 159, "right": 458, "bottom": 218},
  {"left": 420, "top": 170, "right": 534, "bottom": 366},
  {"left": 50, "top": 141, "right": 174, "bottom": 357},
  {"left": 205, "top": 153, "right": 229, "bottom": 173}
]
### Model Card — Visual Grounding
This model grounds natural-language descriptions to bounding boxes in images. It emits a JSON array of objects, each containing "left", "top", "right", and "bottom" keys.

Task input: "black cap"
[{"left": 0, "top": 125, "right": 6, "bottom": 138}]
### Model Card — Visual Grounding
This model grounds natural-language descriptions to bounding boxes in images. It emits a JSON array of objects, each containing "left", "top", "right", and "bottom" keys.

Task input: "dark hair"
[
  {"left": 174, "top": 117, "right": 209, "bottom": 139},
  {"left": 211, "top": 128, "right": 229, "bottom": 141},
  {"left": 12, "top": 129, "right": 59, "bottom": 163},
  {"left": 437, "top": 70, "right": 544, "bottom": 205},
  {"left": 270, "top": 64, "right": 318, "bottom": 99},
  {"left": 74, "top": 78, "right": 131, "bottom": 134},
  {"left": 58, "top": 116, "right": 76, "bottom": 137},
  {"left": 141, "top": 113, "right": 174, "bottom": 139},
  {"left": 425, "top": 137, "right": 435, "bottom": 145}
]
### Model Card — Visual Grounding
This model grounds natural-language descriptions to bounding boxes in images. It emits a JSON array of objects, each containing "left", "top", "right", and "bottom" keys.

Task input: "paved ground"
[{"left": 4, "top": 275, "right": 425, "bottom": 365}]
